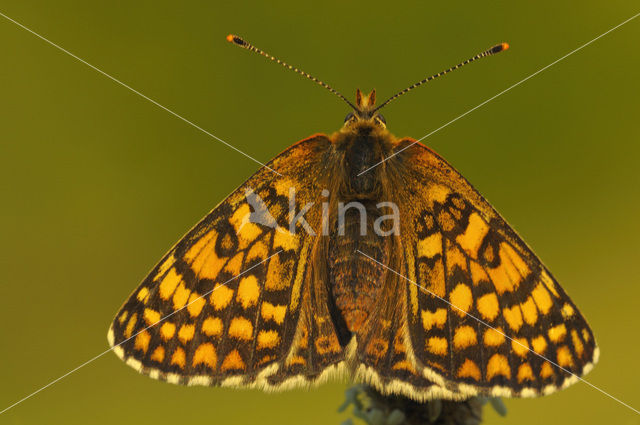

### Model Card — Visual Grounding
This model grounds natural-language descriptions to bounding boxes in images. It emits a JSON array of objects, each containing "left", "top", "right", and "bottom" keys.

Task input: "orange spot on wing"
[
  {"left": 501, "top": 243, "right": 530, "bottom": 279},
  {"left": 150, "top": 346, "right": 165, "bottom": 363},
  {"left": 517, "top": 363, "right": 534, "bottom": 383},
  {"left": 257, "top": 330, "right": 280, "bottom": 349},
  {"left": 228, "top": 317, "right": 253, "bottom": 340},
  {"left": 172, "top": 283, "right": 191, "bottom": 310},
  {"left": 230, "top": 204, "right": 262, "bottom": 250},
  {"left": 476, "top": 292, "right": 499, "bottom": 321},
  {"left": 134, "top": 330, "right": 151, "bottom": 353},
  {"left": 392, "top": 360, "right": 417, "bottom": 374},
  {"left": 288, "top": 355, "right": 306, "bottom": 366},
  {"left": 427, "top": 184, "right": 451, "bottom": 207},
  {"left": 210, "top": 285, "right": 233, "bottom": 310},
  {"left": 438, "top": 211, "right": 456, "bottom": 232},
  {"left": 274, "top": 177, "right": 296, "bottom": 197},
  {"left": 143, "top": 308, "right": 160, "bottom": 326},
  {"left": 449, "top": 283, "right": 472, "bottom": 317},
  {"left": 187, "top": 293, "right": 206, "bottom": 317},
  {"left": 453, "top": 325, "right": 478, "bottom": 349},
  {"left": 224, "top": 252, "right": 244, "bottom": 275},
  {"left": 511, "top": 337, "right": 530, "bottom": 358},
  {"left": 427, "top": 337, "right": 448, "bottom": 356},
  {"left": 273, "top": 229, "right": 299, "bottom": 251},
  {"left": 487, "top": 263, "right": 517, "bottom": 294},
  {"left": 483, "top": 327, "right": 506, "bottom": 346},
  {"left": 531, "top": 335, "right": 547, "bottom": 354},
  {"left": 136, "top": 287, "right": 149, "bottom": 303},
  {"left": 556, "top": 345, "right": 574, "bottom": 367},
  {"left": 246, "top": 240, "right": 269, "bottom": 262},
  {"left": 257, "top": 355, "right": 276, "bottom": 366},
  {"left": 236, "top": 275, "right": 260, "bottom": 309},
  {"left": 160, "top": 322, "right": 176, "bottom": 341},
  {"left": 572, "top": 329, "right": 584, "bottom": 358},
  {"left": 446, "top": 243, "right": 468, "bottom": 275},
  {"left": 178, "top": 324, "right": 195, "bottom": 344},
  {"left": 221, "top": 349, "right": 246, "bottom": 371},
  {"left": 202, "top": 317, "right": 223, "bottom": 337},
  {"left": 159, "top": 268, "right": 181, "bottom": 300},
  {"left": 532, "top": 282, "right": 553, "bottom": 314},
  {"left": 261, "top": 302, "right": 287, "bottom": 324},
  {"left": 457, "top": 359, "right": 481, "bottom": 380},
  {"left": 562, "top": 303, "right": 575, "bottom": 318},
  {"left": 125, "top": 313, "right": 138, "bottom": 338},
  {"left": 456, "top": 213, "right": 489, "bottom": 259},
  {"left": 265, "top": 255, "right": 294, "bottom": 291},
  {"left": 193, "top": 343, "right": 217, "bottom": 369},
  {"left": 185, "top": 232, "right": 226, "bottom": 280},
  {"left": 171, "top": 347, "right": 186, "bottom": 368},
  {"left": 548, "top": 324, "right": 567, "bottom": 343},
  {"left": 417, "top": 233, "right": 442, "bottom": 258},
  {"left": 421, "top": 308, "right": 447, "bottom": 331},
  {"left": 503, "top": 305, "right": 524, "bottom": 332},
  {"left": 470, "top": 260, "right": 490, "bottom": 285},
  {"left": 486, "top": 354, "right": 511, "bottom": 380},
  {"left": 520, "top": 296, "right": 539, "bottom": 326},
  {"left": 540, "top": 361, "right": 554, "bottom": 379}
]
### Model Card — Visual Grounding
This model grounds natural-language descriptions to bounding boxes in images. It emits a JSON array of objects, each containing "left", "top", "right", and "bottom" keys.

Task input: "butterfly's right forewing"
[{"left": 108, "top": 135, "right": 346, "bottom": 390}]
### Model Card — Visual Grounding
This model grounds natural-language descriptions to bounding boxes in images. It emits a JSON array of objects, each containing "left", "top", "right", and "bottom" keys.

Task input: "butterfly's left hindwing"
[
  {"left": 108, "top": 135, "right": 346, "bottom": 389},
  {"left": 385, "top": 140, "right": 598, "bottom": 398}
]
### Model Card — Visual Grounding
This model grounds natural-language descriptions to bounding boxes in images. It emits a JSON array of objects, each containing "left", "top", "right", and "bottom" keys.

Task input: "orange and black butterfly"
[{"left": 108, "top": 35, "right": 597, "bottom": 401}]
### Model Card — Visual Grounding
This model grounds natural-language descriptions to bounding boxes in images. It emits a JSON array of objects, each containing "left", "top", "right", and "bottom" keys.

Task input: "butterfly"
[{"left": 108, "top": 35, "right": 598, "bottom": 402}]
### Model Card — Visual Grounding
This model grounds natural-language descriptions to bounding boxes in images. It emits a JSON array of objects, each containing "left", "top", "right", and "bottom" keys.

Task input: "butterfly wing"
[
  {"left": 108, "top": 134, "right": 346, "bottom": 389},
  {"left": 364, "top": 139, "right": 598, "bottom": 399}
]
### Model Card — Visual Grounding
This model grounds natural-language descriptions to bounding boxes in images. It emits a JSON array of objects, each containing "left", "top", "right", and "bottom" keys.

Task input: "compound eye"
[
  {"left": 344, "top": 112, "right": 355, "bottom": 123},
  {"left": 376, "top": 114, "right": 386, "bottom": 124}
]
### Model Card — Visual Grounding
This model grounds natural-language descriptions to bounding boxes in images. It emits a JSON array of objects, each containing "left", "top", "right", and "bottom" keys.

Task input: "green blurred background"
[{"left": 1, "top": 1, "right": 639, "bottom": 424}]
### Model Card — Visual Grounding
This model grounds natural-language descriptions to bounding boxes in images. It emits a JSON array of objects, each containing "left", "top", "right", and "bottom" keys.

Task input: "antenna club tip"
[
  {"left": 491, "top": 42, "right": 510, "bottom": 54},
  {"left": 226, "top": 34, "right": 248, "bottom": 47}
]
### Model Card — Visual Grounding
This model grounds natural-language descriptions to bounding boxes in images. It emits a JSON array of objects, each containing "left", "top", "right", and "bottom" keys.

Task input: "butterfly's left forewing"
[
  {"left": 108, "top": 135, "right": 346, "bottom": 389},
  {"left": 382, "top": 139, "right": 598, "bottom": 398}
]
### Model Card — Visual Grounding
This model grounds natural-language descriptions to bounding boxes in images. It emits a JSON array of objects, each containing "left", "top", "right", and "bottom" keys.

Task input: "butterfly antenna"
[
  {"left": 373, "top": 43, "right": 510, "bottom": 113},
  {"left": 227, "top": 34, "right": 359, "bottom": 112}
]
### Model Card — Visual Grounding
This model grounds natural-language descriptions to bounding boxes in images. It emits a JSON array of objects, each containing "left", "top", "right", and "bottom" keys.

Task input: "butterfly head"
[{"left": 343, "top": 89, "right": 387, "bottom": 129}]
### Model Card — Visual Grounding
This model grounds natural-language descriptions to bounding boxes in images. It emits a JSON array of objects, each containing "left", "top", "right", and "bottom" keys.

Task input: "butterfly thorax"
[{"left": 335, "top": 122, "right": 392, "bottom": 196}]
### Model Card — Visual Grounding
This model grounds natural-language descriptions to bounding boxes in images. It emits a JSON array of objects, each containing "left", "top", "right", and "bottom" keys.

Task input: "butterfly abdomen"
[{"left": 328, "top": 200, "right": 389, "bottom": 334}]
